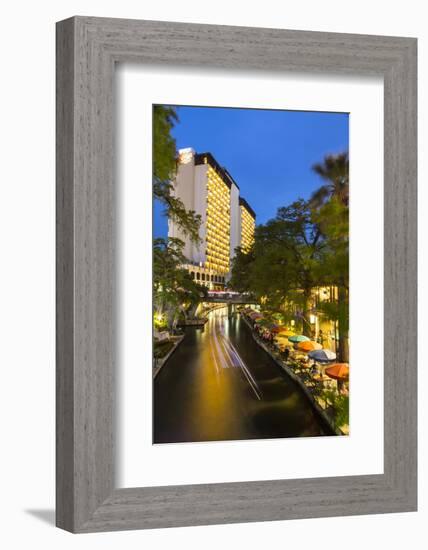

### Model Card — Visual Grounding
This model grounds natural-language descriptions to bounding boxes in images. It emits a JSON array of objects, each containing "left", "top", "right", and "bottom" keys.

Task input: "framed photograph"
[
  {"left": 56, "top": 16, "right": 417, "bottom": 532},
  {"left": 151, "top": 107, "right": 349, "bottom": 446}
]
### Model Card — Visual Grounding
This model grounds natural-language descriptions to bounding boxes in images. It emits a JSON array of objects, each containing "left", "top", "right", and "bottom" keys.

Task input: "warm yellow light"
[{"left": 240, "top": 204, "right": 255, "bottom": 253}]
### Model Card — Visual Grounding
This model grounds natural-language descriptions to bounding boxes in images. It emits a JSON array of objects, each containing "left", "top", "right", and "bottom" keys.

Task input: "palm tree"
[
  {"left": 310, "top": 152, "right": 349, "bottom": 362},
  {"left": 310, "top": 152, "right": 349, "bottom": 208}
]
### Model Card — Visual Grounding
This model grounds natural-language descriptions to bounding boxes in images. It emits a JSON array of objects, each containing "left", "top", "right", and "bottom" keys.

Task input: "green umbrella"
[{"left": 288, "top": 334, "right": 310, "bottom": 343}]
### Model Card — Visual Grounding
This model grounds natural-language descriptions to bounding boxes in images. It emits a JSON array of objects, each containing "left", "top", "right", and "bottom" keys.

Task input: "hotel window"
[{"left": 196, "top": 272, "right": 200, "bottom": 280}]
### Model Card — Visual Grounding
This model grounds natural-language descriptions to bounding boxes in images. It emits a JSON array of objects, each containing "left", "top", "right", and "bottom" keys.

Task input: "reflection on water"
[{"left": 153, "top": 307, "right": 326, "bottom": 444}]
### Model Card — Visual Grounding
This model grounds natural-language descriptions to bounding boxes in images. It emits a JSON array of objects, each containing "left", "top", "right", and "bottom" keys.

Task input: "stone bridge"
[{"left": 203, "top": 293, "right": 259, "bottom": 305}]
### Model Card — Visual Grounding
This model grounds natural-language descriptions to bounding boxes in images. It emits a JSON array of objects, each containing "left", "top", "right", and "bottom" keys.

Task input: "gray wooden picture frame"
[{"left": 56, "top": 16, "right": 417, "bottom": 533}]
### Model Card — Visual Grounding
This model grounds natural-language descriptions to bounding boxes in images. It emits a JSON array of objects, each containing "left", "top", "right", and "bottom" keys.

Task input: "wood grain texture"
[
  {"left": 56, "top": 16, "right": 417, "bottom": 533},
  {"left": 56, "top": 17, "right": 76, "bottom": 532}
]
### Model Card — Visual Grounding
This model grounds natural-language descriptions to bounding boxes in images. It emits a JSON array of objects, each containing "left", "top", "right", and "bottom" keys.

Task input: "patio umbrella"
[
  {"left": 325, "top": 363, "right": 349, "bottom": 381},
  {"left": 288, "top": 334, "right": 310, "bottom": 343},
  {"left": 257, "top": 320, "right": 280, "bottom": 331},
  {"left": 274, "top": 337, "right": 291, "bottom": 349},
  {"left": 274, "top": 332, "right": 290, "bottom": 344},
  {"left": 277, "top": 328, "right": 295, "bottom": 337},
  {"left": 297, "top": 340, "right": 322, "bottom": 352},
  {"left": 275, "top": 333, "right": 290, "bottom": 341},
  {"left": 308, "top": 349, "right": 337, "bottom": 362},
  {"left": 249, "top": 312, "right": 262, "bottom": 319}
]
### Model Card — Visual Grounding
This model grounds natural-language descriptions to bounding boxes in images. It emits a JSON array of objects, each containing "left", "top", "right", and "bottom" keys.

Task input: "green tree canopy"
[
  {"left": 311, "top": 153, "right": 349, "bottom": 360},
  {"left": 230, "top": 199, "right": 325, "bottom": 334},
  {"left": 153, "top": 105, "right": 201, "bottom": 243},
  {"left": 229, "top": 151, "right": 349, "bottom": 353},
  {"left": 153, "top": 237, "right": 207, "bottom": 329},
  {"left": 229, "top": 246, "right": 255, "bottom": 293}
]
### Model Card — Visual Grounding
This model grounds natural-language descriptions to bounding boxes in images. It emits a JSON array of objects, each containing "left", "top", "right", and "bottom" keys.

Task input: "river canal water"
[{"left": 153, "top": 307, "right": 326, "bottom": 443}]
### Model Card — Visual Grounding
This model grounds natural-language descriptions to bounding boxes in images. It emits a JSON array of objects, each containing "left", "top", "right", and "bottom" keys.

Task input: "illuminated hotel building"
[
  {"left": 168, "top": 148, "right": 256, "bottom": 289},
  {"left": 239, "top": 197, "right": 256, "bottom": 253}
]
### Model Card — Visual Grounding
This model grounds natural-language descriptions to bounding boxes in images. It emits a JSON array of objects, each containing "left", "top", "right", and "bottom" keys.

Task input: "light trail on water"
[{"left": 210, "top": 310, "right": 262, "bottom": 400}]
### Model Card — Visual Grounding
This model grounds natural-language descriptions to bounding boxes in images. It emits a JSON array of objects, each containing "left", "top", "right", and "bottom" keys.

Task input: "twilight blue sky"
[{"left": 154, "top": 106, "right": 348, "bottom": 238}]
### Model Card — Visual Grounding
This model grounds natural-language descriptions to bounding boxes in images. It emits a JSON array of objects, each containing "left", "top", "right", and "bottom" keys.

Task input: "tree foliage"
[
  {"left": 153, "top": 237, "right": 207, "bottom": 330},
  {"left": 229, "top": 246, "right": 255, "bottom": 293},
  {"left": 230, "top": 151, "right": 349, "bottom": 355},
  {"left": 153, "top": 105, "right": 178, "bottom": 181},
  {"left": 153, "top": 105, "right": 201, "bottom": 243},
  {"left": 232, "top": 200, "right": 325, "bottom": 334},
  {"left": 310, "top": 152, "right": 349, "bottom": 208}
]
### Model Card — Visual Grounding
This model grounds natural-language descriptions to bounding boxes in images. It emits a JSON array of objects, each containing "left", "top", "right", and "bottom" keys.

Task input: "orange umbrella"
[
  {"left": 296, "top": 340, "right": 322, "bottom": 352},
  {"left": 325, "top": 363, "right": 349, "bottom": 381}
]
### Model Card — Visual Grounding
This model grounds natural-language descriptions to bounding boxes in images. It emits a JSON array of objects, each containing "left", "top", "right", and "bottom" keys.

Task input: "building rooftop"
[
  {"left": 194, "top": 151, "right": 240, "bottom": 191},
  {"left": 180, "top": 149, "right": 256, "bottom": 220},
  {"left": 239, "top": 197, "right": 256, "bottom": 219}
]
